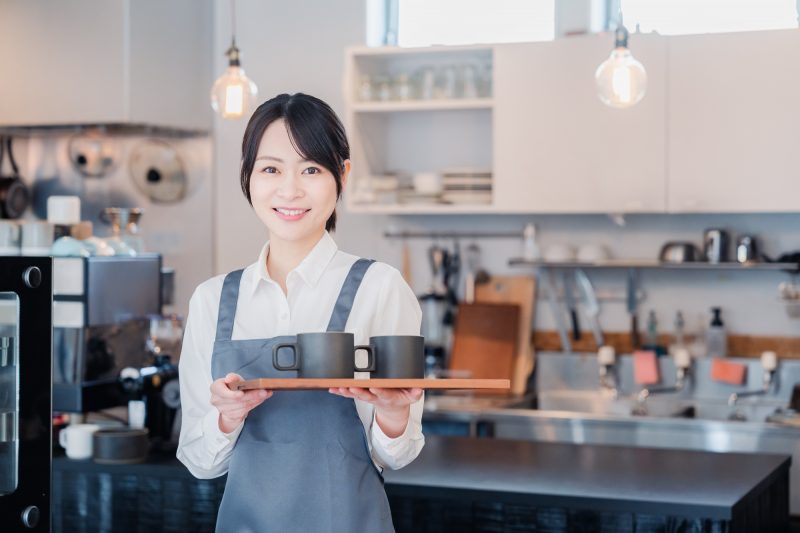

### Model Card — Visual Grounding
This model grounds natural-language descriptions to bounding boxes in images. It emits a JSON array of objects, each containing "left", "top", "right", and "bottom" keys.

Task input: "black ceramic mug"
[
  {"left": 361, "top": 335, "right": 425, "bottom": 379},
  {"left": 272, "top": 332, "right": 374, "bottom": 378}
]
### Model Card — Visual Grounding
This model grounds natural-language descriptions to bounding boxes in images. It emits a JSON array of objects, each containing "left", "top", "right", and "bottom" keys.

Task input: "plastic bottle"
[
  {"left": 668, "top": 311, "right": 686, "bottom": 356},
  {"left": 522, "top": 223, "right": 540, "bottom": 261},
  {"left": 706, "top": 307, "right": 727, "bottom": 358},
  {"left": 643, "top": 310, "right": 666, "bottom": 355}
]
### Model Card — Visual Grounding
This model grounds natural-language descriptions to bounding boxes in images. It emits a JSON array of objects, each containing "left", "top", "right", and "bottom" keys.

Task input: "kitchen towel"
[
  {"left": 710, "top": 358, "right": 748, "bottom": 385},
  {"left": 633, "top": 350, "right": 660, "bottom": 385}
]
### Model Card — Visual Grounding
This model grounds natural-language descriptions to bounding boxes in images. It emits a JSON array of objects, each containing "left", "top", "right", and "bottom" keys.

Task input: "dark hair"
[{"left": 240, "top": 93, "right": 349, "bottom": 231}]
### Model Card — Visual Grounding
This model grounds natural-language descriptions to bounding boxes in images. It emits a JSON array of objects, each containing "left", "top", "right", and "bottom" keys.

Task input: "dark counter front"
[
  {"left": 52, "top": 436, "right": 791, "bottom": 533},
  {"left": 383, "top": 436, "right": 791, "bottom": 532}
]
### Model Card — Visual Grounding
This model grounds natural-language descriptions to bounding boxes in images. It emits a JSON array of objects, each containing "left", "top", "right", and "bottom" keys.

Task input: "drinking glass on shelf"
[
  {"left": 459, "top": 64, "right": 479, "bottom": 99},
  {"left": 435, "top": 66, "right": 457, "bottom": 99},
  {"left": 357, "top": 74, "right": 374, "bottom": 101},
  {"left": 478, "top": 62, "right": 493, "bottom": 98},
  {"left": 414, "top": 66, "right": 436, "bottom": 100},
  {"left": 373, "top": 74, "right": 392, "bottom": 101},
  {"left": 392, "top": 73, "right": 413, "bottom": 100}
]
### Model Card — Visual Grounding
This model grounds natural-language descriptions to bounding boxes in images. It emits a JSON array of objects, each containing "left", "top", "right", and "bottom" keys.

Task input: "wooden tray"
[{"left": 232, "top": 378, "right": 510, "bottom": 391}]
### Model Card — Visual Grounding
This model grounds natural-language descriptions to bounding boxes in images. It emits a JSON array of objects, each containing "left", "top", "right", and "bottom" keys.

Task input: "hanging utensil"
[
  {"left": 562, "top": 270, "right": 581, "bottom": 341},
  {"left": 446, "top": 240, "right": 461, "bottom": 304},
  {"left": 540, "top": 267, "right": 571, "bottom": 353},
  {"left": 575, "top": 269, "right": 604, "bottom": 347},
  {"left": 464, "top": 242, "right": 478, "bottom": 303},
  {"left": 0, "top": 137, "right": 31, "bottom": 219},
  {"left": 627, "top": 268, "right": 640, "bottom": 349},
  {"left": 401, "top": 238, "right": 413, "bottom": 287},
  {"left": 428, "top": 244, "right": 447, "bottom": 295}
]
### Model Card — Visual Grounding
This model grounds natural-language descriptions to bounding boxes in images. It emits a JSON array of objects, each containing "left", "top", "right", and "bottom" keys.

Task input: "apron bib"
[{"left": 210, "top": 259, "right": 394, "bottom": 533}]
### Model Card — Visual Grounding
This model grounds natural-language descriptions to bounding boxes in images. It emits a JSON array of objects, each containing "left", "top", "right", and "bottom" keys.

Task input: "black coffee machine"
[
  {"left": 52, "top": 255, "right": 182, "bottom": 448},
  {"left": 121, "top": 352, "right": 180, "bottom": 449}
]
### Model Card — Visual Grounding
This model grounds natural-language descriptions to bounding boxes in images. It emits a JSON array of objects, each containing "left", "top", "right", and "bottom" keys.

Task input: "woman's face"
[{"left": 249, "top": 119, "right": 348, "bottom": 245}]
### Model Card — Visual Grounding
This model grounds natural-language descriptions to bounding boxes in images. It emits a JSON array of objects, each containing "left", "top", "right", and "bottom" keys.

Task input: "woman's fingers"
[
  {"left": 211, "top": 374, "right": 245, "bottom": 399},
  {"left": 210, "top": 374, "right": 272, "bottom": 421},
  {"left": 329, "top": 386, "right": 424, "bottom": 406},
  {"left": 407, "top": 388, "right": 424, "bottom": 401}
]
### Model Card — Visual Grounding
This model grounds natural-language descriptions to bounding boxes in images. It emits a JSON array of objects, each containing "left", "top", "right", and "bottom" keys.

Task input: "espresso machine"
[
  {"left": 52, "top": 254, "right": 161, "bottom": 411},
  {"left": 52, "top": 254, "right": 182, "bottom": 447}
]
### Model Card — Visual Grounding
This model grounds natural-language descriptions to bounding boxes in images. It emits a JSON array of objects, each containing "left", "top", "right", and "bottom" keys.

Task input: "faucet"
[
  {"left": 597, "top": 345, "right": 618, "bottom": 398},
  {"left": 728, "top": 351, "right": 778, "bottom": 408},
  {"left": 633, "top": 348, "right": 692, "bottom": 416}
]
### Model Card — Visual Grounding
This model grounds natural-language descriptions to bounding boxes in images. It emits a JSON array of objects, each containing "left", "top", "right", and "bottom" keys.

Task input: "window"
[
  {"left": 619, "top": 0, "right": 798, "bottom": 35},
  {"left": 396, "top": 0, "right": 555, "bottom": 47}
]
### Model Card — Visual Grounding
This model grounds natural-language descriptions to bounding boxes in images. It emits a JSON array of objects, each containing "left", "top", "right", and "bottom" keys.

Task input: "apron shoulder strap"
[
  {"left": 326, "top": 258, "right": 375, "bottom": 332},
  {"left": 215, "top": 269, "right": 245, "bottom": 342}
]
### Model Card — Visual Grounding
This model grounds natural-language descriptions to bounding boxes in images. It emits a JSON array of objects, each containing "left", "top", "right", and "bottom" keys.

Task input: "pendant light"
[
  {"left": 594, "top": 18, "right": 647, "bottom": 109},
  {"left": 210, "top": 0, "right": 258, "bottom": 119}
]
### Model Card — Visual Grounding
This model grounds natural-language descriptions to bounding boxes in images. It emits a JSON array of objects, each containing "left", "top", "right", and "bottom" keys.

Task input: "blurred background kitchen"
[{"left": 2, "top": 0, "right": 800, "bottom": 532}]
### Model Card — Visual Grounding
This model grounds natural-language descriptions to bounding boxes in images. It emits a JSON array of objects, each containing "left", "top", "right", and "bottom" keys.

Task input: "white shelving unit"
[
  {"left": 344, "top": 45, "right": 495, "bottom": 214},
  {"left": 351, "top": 99, "right": 494, "bottom": 113}
]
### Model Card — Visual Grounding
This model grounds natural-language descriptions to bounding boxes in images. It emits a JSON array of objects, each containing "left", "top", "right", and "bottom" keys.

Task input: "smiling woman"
[
  {"left": 177, "top": 93, "right": 425, "bottom": 533},
  {"left": 239, "top": 93, "right": 348, "bottom": 237}
]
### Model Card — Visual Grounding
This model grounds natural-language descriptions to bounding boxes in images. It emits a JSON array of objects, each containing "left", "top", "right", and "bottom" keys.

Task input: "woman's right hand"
[{"left": 210, "top": 373, "right": 273, "bottom": 433}]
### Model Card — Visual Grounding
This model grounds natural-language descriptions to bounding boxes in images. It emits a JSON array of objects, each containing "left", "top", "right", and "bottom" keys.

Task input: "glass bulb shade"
[
  {"left": 594, "top": 47, "right": 647, "bottom": 109},
  {"left": 210, "top": 65, "right": 259, "bottom": 119}
]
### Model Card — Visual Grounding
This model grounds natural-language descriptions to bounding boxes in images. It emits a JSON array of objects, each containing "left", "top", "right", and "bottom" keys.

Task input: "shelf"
[
  {"left": 352, "top": 99, "right": 493, "bottom": 113},
  {"left": 348, "top": 44, "right": 494, "bottom": 57},
  {"left": 509, "top": 258, "right": 800, "bottom": 271},
  {"left": 347, "top": 203, "right": 498, "bottom": 214}
]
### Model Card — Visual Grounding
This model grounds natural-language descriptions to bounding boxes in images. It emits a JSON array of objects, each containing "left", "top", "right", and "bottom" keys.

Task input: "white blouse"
[{"left": 176, "top": 231, "right": 425, "bottom": 479}]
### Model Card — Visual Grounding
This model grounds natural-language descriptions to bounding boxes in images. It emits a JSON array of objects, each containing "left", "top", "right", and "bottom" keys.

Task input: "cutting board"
[
  {"left": 232, "top": 378, "right": 510, "bottom": 391},
  {"left": 475, "top": 276, "right": 536, "bottom": 395},
  {"left": 449, "top": 302, "right": 520, "bottom": 392}
]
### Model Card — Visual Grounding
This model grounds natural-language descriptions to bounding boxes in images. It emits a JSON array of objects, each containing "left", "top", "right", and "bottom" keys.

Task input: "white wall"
[
  {"left": 212, "top": 0, "right": 369, "bottom": 274},
  {"left": 212, "top": 1, "right": 800, "bottom": 344}
]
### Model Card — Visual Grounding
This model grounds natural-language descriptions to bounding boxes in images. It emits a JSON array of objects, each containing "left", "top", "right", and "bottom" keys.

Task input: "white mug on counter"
[
  {"left": 20, "top": 221, "right": 53, "bottom": 255},
  {"left": 0, "top": 220, "right": 20, "bottom": 255},
  {"left": 59, "top": 423, "right": 100, "bottom": 460}
]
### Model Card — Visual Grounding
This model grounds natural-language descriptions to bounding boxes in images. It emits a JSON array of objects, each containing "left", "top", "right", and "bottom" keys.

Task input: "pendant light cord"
[{"left": 230, "top": 0, "right": 237, "bottom": 48}]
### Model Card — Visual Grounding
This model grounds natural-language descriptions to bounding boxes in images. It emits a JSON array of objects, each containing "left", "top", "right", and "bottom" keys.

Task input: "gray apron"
[{"left": 210, "top": 258, "right": 394, "bottom": 533}]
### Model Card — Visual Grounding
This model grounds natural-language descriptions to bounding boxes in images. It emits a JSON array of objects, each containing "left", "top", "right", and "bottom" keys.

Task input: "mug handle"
[
  {"left": 354, "top": 345, "right": 375, "bottom": 373},
  {"left": 273, "top": 343, "right": 299, "bottom": 371},
  {"left": 58, "top": 429, "right": 68, "bottom": 449}
]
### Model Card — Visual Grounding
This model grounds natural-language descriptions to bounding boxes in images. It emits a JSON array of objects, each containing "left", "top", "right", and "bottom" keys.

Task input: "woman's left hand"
[
  {"left": 328, "top": 387, "right": 422, "bottom": 409},
  {"left": 329, "top": 387, "right": 423, "bottom": 438}
]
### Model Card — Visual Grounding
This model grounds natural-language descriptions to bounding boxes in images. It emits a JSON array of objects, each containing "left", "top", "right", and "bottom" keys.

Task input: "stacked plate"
[{"left": 440, "top": 168, "right": 492, "bottom": 205}]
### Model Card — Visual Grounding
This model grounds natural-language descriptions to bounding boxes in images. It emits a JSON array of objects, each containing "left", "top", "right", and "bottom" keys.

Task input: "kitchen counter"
[
  {"left": 52, "top": 435, "right": 790, "bottom": 532},
  {"left": 384, "top": 435, "right": 789, "bottom": 521}
]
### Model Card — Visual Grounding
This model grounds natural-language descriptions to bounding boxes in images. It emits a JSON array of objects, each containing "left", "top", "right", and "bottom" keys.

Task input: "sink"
[
  {"left": 688, "top": 401, "right": 783, "bottom": 422},
  {"left": 537, "top": 390, "right": 785, "bottom": 422},
  {"left": 537, "top": 390, "right": 691, "bottom": 418}
]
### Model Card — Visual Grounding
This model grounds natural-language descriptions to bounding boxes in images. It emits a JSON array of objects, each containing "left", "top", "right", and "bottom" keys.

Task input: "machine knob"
[
  {"left": 21, "top": 505, "right": 40, "bottom": 528},
  {"left": 22, "top": 267, "right": 42, "bottom": 289}
]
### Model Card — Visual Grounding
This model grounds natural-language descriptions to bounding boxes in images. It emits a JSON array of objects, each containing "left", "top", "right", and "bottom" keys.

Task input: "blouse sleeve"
[
  {"left": 176, "top": 283, "right": 244, "bottom": 479},
  {"left": 362, "top": 266, "right": 425, "bottom": 470}
]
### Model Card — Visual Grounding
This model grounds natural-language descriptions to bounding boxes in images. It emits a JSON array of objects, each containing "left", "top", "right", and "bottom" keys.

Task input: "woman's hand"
[
  {"left": 210, "top": 373, "right": 273, "bottom": 434},
  {"left": 329, "top": 387, "right": 423, "bottom": 438}
]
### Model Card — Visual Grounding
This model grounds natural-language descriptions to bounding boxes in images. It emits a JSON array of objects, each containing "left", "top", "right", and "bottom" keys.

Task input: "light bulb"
[
  {"left": 211, "top": 45, "right": 258, "bottom": 119},
  {"left": 595, "top": 26, "right": 647, "bottom": 109}
]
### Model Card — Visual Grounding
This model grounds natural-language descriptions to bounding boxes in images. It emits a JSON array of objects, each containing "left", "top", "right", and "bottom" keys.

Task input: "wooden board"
[
  {"left": 232, "top": 378, "right": 510, "bottom": 391},
  {"left": 448, "top": 302, "right": 519, "bottom": 392},
  {"left": 475, "top": 275, "right": 536, "bottom": 395}
]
